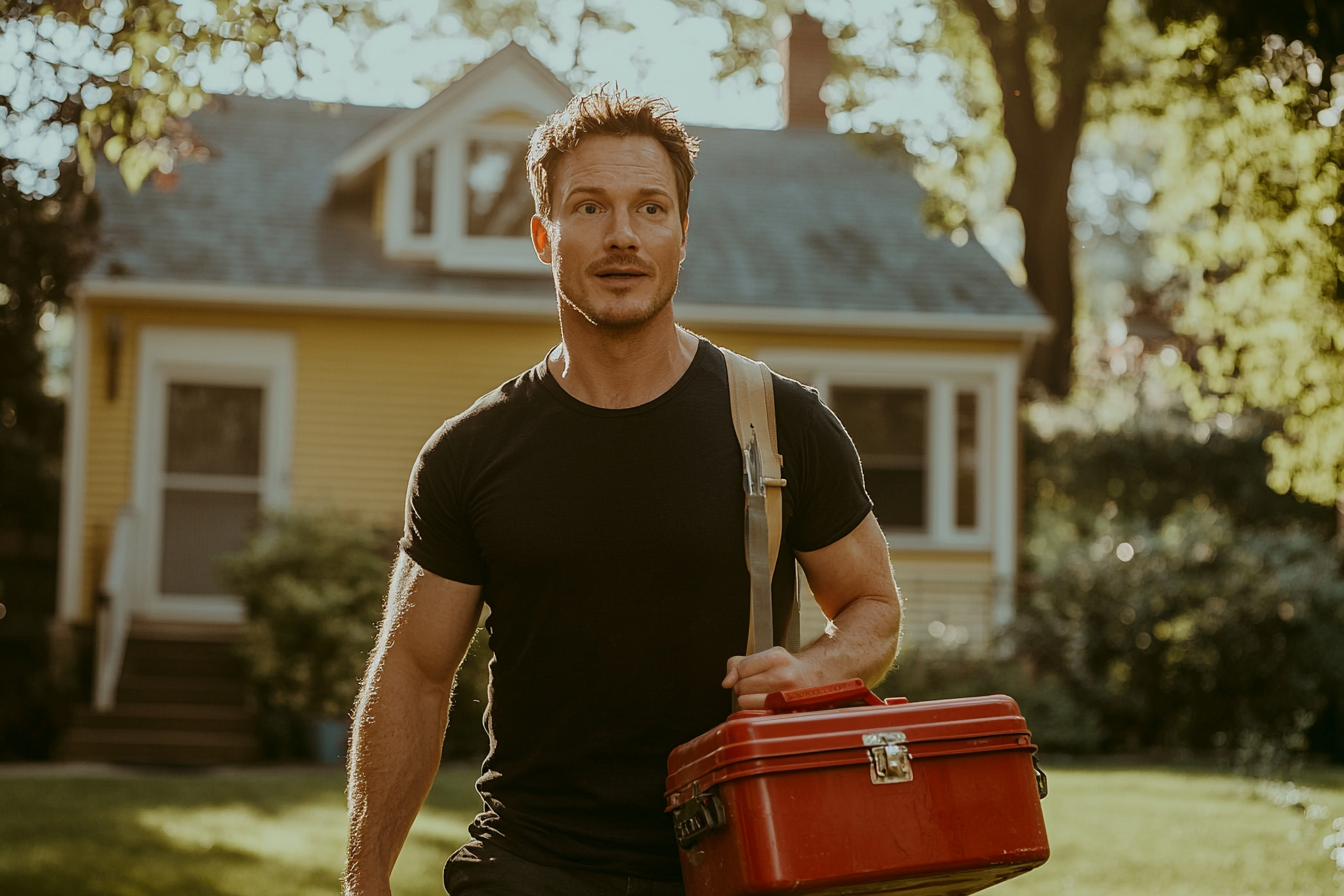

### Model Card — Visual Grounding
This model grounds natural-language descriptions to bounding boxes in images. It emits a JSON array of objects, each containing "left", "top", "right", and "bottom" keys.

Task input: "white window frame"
[
  {"left": 758, "top": 349, "right": 1018, "bottom": 563},
  {"left": 129, "top": 327, "right": 294, "bottom": 623}
]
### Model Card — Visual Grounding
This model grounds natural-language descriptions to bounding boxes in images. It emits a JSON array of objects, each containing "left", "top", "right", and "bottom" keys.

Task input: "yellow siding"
[
  {"left": 889, "top": 549, "right": 998, "bottom": 656},
  {"left": 798, "top": 549, "right": 997, "bottom": 658},
  {"left": 74, "top": 302, "right": 560, "bottom": 619},
  {"left": 73, "top": 301, "right": 1016, "bottom": 624},
  {"left": 291, "top": 315, "right": 558, "bottom": 518}
]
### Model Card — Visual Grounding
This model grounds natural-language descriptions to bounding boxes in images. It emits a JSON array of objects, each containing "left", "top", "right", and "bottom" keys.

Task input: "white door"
[{"left": 131, "top": 328, "right": 294, "bottom": 623}]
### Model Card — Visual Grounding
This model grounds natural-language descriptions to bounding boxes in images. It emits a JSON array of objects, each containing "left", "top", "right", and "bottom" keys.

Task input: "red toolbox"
[{"left": 666, "top": 680, "right": 1049, "bottom": 896}]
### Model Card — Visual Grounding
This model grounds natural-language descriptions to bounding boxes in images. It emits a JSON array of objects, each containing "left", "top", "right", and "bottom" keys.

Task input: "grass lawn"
[{"left": 0, "top": 760, "right": 1340, "bottom": 895}]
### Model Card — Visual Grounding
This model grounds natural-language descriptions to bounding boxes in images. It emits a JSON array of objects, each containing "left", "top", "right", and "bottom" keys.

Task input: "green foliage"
[
  {"left": 0, "top": 167, "right": 97, "bottom": 532},
  {"left": 1019, "top": 507, "right": 1344, "bottom": 754},
  {"left": 220, "top": 509, "right": 393, "bottom": 721},
  {"left": 879, "top": 655, "right": 1105, "bottom": 753},
  {"left": 221, "top": 510, "right": 492, "bottom": 759},
  {"left": 1016, "top": 421, "right": 1344, "bottom": 757},
  {"left": 0, "top": 0, "right": 379, "bottom": 193},
  {"left": 1140, "top": 45, "right": 1344, "bottom": 505}
]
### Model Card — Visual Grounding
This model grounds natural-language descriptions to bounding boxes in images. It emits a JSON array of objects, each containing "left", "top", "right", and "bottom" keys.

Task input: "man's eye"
[
  {"left": 581, "top": 203, "right": 598, "bottom": 214},
  {"left": 643, "top": 204, "right": 660, "bottom": 214}
]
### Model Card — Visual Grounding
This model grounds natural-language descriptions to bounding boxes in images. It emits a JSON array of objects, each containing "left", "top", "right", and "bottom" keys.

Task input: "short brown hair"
[{"left": 527, "top": 86, "right": 699, "bottom": 224}]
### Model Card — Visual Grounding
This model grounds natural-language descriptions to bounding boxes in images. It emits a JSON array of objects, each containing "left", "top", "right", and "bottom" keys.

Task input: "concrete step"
[
  {"left": 69, "top": 703, "right": 254, "bottom": 734},
  {"left": 56, "top": 728, "right": 259, "bottom": 766},
  {"left": 115, "top": 673, "right": 248, "bottom": 706}
]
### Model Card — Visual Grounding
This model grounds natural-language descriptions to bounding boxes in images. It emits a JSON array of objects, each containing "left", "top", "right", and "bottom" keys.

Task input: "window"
[
  {"left": 758, "top": 348, "right": 1010, "bottom": 549},
  {"left": 158, "top": 384, "right": 263, "bottom": 595},
  {"left": 830, "top": 387, "right": 928, "bottom": 531},
  {"left": 413, "top": 147, "right": 435, "bottom": 235},
  {"left": 466, "top": 139, "right": 531, "bottom": 237},
  {"left": 956, "top": 391, "right": 978, "bottom": 530}
]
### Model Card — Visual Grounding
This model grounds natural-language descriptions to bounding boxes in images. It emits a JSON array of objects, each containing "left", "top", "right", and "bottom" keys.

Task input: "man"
[{"left": 344, "top": 88, "right": 902, "bottom": 896}]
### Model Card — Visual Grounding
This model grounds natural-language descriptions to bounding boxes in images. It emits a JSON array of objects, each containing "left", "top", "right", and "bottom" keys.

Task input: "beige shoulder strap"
[{"left": 721, "top": 347, "right": 799, "bottom": 656}]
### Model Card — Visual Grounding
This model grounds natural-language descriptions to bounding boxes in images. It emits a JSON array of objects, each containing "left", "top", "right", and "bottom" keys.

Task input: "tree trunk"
[
  {"left": 1016, "top": 130, "right": 1080, "bottom": 396},
  {"left": 959, "top": 0, "right": 1110, "bottom": 397}
]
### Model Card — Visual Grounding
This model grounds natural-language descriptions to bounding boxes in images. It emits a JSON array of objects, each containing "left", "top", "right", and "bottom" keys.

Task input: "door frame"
[{"left": 129, "top": 327, "right": 295, "bottom": 623}]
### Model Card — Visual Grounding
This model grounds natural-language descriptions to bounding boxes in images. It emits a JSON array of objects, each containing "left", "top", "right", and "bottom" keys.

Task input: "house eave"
[{"left": 76, "top": 277, "right": 1054, "bottom": 341}]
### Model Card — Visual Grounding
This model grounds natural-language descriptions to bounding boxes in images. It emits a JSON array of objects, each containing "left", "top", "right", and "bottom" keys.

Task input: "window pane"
[
  {"left": 956, "top": 392, "right": 978, "bottom": 529},
  {"left": 413, "top": 147, "right": 435, "bottom": 235},
  {"left": 467, "top": 140, "right": 532, "bottom": 237},
  {"left": 830, "top": 387, "right": 927, "bottom": 531},
  {"left": 166, "top": 384, "right": 262, "bottom": 476},
  {"left": 159, "top": 489, "right": 259, "bottom": 595}
]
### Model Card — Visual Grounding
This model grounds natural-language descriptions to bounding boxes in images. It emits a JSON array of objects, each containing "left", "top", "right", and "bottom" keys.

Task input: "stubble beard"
[{"left": 554, "top": 254, "right": 679, "bottom": 332}]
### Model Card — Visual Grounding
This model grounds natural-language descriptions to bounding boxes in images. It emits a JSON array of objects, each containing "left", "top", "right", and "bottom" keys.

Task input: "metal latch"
[
  {"left": 673, "top": 784, "right": 727, "bottom": 849},
  {"left": 864, "top": 731, "right": 913, "bottom": 784}
]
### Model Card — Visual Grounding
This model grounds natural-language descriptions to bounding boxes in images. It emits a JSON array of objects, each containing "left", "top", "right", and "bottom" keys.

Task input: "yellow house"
[{"left": 55, "top": 35, "right": 1049, "bottom": 762}]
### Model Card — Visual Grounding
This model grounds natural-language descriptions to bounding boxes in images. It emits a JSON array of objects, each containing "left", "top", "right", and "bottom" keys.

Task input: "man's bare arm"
[
  {"left": 723, "top": 512, "right": 902, "bottom": 709},
  {"left": 344, "top": 553, "right": 483, "bottom": 896}
]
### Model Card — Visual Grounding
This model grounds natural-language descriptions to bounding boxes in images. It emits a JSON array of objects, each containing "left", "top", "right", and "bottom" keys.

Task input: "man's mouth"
[{"left": 596, "top": 269, "right": 649, "bottom": 280}]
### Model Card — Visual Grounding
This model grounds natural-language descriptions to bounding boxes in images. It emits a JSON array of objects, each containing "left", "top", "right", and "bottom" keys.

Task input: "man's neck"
[{"left": 548, "top": 306, "right": 699, "bottom": 409}]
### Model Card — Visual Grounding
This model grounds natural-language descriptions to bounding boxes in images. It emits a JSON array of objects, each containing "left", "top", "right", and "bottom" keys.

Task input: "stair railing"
[{"left": 93, "top": 506, "right": 136, "bottom": 712}]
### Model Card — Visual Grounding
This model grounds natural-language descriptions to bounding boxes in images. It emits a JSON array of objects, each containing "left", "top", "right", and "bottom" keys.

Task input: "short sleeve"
[
  {"left": 779, "top": 379, "right": 873, "bottom": 553},
  {"left": 400, "top": 425, "right": 489, "bottom": 586}
]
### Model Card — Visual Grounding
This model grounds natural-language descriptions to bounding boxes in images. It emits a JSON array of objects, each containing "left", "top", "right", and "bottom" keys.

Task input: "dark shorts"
[{"left": 444, "top": 839, "right": 686, "bottom": 896}]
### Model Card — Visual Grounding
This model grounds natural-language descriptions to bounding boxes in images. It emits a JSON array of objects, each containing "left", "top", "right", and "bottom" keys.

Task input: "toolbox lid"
[{"left": 666, "top": 684, "right": 1032, "bottom": 799}]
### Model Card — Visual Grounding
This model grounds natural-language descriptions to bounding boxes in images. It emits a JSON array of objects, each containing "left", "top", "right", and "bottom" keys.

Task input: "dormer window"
[
  {"left": 333, "top": 43, "right": 572, "bottom": 274},
  {"left": 413, "top": 147, "right": 435, "bottom": 235},
  {"left": 467, "top": 139, "right": 531, "bottom": 237}
]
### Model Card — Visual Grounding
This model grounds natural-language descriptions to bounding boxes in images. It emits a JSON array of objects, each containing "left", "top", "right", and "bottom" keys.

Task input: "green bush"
[
  {"left": 221, "top": 510, "right": 492, "bottom": 760},
  {"left": 221, "top": 511, "right": 392, "bottom": 727},
  {"left": 1015, "top": 502, "right": 1344, "bottom": 757},
  {"left": 878, "top": 653, "right": 1105, "bottom": 754}
]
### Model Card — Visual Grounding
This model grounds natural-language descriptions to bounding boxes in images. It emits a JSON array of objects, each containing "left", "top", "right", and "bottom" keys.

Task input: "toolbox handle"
[{"left": 764, "top": 678, "right": 886, "bottom": 713}]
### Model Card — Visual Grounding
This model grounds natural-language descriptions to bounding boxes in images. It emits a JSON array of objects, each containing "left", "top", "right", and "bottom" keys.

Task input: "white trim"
[
  {"left": 76, "top": 279, "right": 1052, "bottom": 340},
  {"left": 129, "top": 327, "right": 295, "bottom": 624},
  {"left": 56, "top": 300, "right": 91, "bottom": 623},
  {"left": 991, "top": 352, "right": 1021, "bottom": 628}
]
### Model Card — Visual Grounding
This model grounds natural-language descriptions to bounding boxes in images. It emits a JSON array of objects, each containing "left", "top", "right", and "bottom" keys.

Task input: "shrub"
[
  {"left": 878, "top": 653, "right": 1105, "bottom": 754},
  {"left": 221, "top": 510, "right": 492, "bottom": 760},
  {"left": 1015, "top": 502, "right": 1344, "bottom": 756},
  {"left": 221, "top": 510, "right": 392, "bottom": 755}
]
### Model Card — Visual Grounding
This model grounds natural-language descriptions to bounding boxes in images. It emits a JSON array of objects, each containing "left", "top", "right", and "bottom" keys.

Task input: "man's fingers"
[
  {"left": 730, "top": 647, "right": 791, "bottom": 681},
  {"left": 722, "top": 655, "right": 745, "bottom": 688}
]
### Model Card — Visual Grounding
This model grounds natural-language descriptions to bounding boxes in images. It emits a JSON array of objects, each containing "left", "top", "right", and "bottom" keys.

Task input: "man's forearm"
[
  {"left": 799, "top": 591, "right": 902, "bottom": 688},
  {"left": 344, "top": 650, "right": 454, "bottom": 896}
]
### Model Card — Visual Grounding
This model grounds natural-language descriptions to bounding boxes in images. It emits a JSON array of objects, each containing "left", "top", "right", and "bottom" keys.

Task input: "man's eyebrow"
[{"left": 566, "top": 185, "right": 674, "bottom": 199}]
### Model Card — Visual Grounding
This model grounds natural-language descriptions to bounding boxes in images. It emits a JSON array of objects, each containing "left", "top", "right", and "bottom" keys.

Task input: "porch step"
[
  {"left": 57, "top": 729, "right": 258, "bottom": 765},
  {"left": 68, "top": 703, "right": 253, "bottom": 734},
  {"left": 115, "top": 673, "right": 248, "bottom": 706},
  {"left": 56, "top": 633, "right": 260, "bottom": 765}
]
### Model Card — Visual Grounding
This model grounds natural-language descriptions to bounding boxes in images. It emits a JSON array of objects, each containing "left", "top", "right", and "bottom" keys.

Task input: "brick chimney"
[{"left": 779, "top": 13, "right": 831, "bottom": 129}]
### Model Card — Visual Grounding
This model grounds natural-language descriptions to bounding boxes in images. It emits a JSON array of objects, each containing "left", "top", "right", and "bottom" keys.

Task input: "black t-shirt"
[{"left": 401, "top": 337, "right": 871, "bottom": 880}]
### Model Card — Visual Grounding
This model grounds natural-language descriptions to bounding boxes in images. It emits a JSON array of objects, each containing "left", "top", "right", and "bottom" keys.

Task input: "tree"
[
  {"left": 1132, "top": 34, "right": 1344, "bottom": 511},
  {"left": 672, "top": 0, "right": 1341, "bottom": 400}
]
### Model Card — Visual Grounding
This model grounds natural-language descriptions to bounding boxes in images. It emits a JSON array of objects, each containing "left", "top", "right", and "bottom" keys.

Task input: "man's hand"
[
  {"left": 722, "top": 647, "right": 826, "bottom": 709},
  {"left": 722, "top": 513, "right": 901, "bottom": 710}
]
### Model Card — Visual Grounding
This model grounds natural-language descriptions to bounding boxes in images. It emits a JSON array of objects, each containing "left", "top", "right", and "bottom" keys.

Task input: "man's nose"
[{"left": 605, "top": 207, "right": 638, "bottom": 251}]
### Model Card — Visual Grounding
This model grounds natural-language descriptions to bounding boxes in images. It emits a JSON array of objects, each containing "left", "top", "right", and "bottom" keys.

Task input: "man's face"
[{"left": 531, "top": 134, "right": 688, "bottom": 330}]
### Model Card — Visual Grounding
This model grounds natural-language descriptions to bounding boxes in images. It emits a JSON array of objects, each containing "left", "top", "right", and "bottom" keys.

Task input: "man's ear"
[
  {"left": 531, "top": 215, "right": 553, "bottom": 265},
  {"left": 680, "top": 213, "right": 690, "bottom": 262}
]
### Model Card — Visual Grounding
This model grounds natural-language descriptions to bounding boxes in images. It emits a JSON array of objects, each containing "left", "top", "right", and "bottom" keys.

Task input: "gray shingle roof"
[{"left": 91, "top": 94, "right": 1044, "bottom": 321}]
